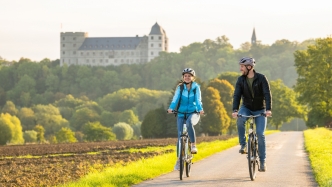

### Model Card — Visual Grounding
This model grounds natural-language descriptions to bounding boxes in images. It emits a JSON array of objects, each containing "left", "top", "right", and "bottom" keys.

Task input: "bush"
[{"left": 113, "top": 122, "right": 134, "bottom": 140}]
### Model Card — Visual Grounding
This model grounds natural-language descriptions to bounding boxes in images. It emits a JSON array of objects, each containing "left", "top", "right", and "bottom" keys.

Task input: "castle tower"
[
  {"left": 148, "top": 23, "right": 168, "bottom": 61},
  {"left": 251, "top": 28, "right": 257, "bottom": 46},
  {"left": 60, "top": 32, "right": 88, "bottom": 66}
]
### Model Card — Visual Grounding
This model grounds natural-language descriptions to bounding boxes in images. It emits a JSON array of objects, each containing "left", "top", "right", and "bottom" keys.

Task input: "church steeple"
[{"left": 251, "top": 28, "right": 257, "bottom": 45}]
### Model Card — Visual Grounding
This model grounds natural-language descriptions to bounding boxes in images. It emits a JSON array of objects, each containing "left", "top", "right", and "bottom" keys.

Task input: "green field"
[{"left": 304, "top": 128, "right": 332, "bottom": 187}]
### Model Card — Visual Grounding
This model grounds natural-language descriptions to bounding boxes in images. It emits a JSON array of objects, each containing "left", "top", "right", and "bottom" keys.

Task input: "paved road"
[{"left": 133, "top": 132, "right": 318, "bottom": 187}]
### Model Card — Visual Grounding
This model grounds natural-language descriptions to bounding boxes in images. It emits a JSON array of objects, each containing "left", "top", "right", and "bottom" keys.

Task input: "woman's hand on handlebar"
[{"left": 167, "top": 109, "right": 173, "bottom": 113}]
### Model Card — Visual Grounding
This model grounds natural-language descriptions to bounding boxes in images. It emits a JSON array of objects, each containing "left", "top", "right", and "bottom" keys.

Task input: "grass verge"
[
  {"left": 60, "top": 131, "right": 279, "bottom": 187},
  {"left": 304, "top": 128, "right": 332, "bottom": 187}
]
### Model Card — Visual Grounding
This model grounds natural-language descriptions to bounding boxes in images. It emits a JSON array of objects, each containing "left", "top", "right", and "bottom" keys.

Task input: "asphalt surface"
[{"left": 133, "top": 131, "right": 318, "bottom": 187}]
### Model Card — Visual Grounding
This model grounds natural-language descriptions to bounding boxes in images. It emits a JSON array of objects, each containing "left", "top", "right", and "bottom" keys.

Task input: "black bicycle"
[
  {"left": 169, "top": 110, "right": 199, "bottom": 180},
  {"left": 237, "top": 113, "right": 266, "bottom": 181}
]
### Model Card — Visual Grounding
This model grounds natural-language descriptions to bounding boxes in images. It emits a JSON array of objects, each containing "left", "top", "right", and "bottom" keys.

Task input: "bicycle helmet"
[
  {"left": 239, "top": 57, "right": 255, "bottom": 67},
  {"left": 182, "top": 68, "right": 196, "bottom": 76}
]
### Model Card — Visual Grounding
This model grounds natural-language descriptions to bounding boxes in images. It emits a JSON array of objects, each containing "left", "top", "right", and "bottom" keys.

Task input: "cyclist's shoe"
[
  {"left": 191, "top": 145, "right": 198, "bottom": 154},
  {"left": 174, "top": 159, "right": 180, "bottom": 170},
  {"left": 239, "top": 144, "right": 247, "bottom": 154},
  {"left": 259, "top": 161, "right": 266, "bottom": 172}
]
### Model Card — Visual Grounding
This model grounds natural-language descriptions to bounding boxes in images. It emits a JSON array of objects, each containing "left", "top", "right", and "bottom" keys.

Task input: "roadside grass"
[
  {"left": 304, "top": 128, "right": 332, "bottom": 187},
  {"left": 60, "top": 130, "right": 279, "bottom": 187}
]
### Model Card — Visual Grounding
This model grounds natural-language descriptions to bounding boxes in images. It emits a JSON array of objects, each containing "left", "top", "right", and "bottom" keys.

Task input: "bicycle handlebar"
[
  {"left": 237, "top": 113, "right": 267, "bottom": 118},
  {"left": 167, "top": 110, "right": 200, "bottom": 114}
]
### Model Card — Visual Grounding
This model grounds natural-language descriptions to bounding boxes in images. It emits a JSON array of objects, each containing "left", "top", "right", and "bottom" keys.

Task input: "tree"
[
  {"left": 70, "top": 107, "right": 100, "bottom": 131},
  {"left": 34, "top": 124, "right": 45, "bottom": 143},
  {"left": 33, "top": 104, "right": 70, "bottom": 135},
  {"left": 0, "top": 113, "right": 24, "bottom": 145},
  {"left": 208, "top": 78, "right": 236, "bottom": 134},
  {"left": 217, "top": 72, "right": 241, "bottom": 87},
  {"left": 23, "top": 130, "right": 37, "bottom": 143},
  {"left": 141, "top": 106, "right": 167, "bottom": 138},
  {"left": 100, "top": 111, "right": 120, "bottom": 127},
  {"left": 269, "top": 80, "right": 306, "bottom": 130},
  {"left": 131, "top": 123, "right": 141, "bottom": 139},
  {"left": 119, "top": 110, "right": 140, "bottom": 125},
  {"left": 82, "top": 121, "right": 116, "bottom": 142},
  {"left": 113, "top": 122, "right": 134, "bottom": 140},
  {"left": 0, "top": 116, "right": 12, "bottom": 145},
  {"left": 294, "top": 37, "right": 332, "bottom": 127},
  {"left": 56, "top": 127, "right": 77, "bottom": 143},
  {"left": 201, "top": 87, "right": 230, "bottom": 135},
  {"left": 1, "top": 100, "right": 18, "bottom": 116},
  {"left": 17, "top": 107, "right": 35, "bottom": 131}
]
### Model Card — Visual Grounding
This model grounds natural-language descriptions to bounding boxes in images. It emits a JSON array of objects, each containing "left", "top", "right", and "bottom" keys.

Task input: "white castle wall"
[{"left": 60, "top": 24, "right": 167, "bottom": 67}]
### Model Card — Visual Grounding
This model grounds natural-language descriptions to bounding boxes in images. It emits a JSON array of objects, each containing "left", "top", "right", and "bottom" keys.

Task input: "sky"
[{"left": 1, "top": 0, "right": 332, "bottom": 62}]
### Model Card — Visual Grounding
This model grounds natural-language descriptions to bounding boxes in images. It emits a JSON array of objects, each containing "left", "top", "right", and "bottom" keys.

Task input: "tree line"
[{"left": 0, "top": 35, "right": 329, "bottom": 144}]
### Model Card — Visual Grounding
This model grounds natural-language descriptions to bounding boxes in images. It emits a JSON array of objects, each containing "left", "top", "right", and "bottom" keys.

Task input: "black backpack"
[{"left": 176, "top": 83, "right": 196, "bottom": 111}]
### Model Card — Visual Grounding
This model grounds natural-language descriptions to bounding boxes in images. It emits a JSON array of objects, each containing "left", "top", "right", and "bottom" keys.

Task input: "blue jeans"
[
  {"left": 176, "top": 114, "right": 197, "bottom": 157},
  {"left": 237, "top": 105, "right": 266, "bottom": 162}
]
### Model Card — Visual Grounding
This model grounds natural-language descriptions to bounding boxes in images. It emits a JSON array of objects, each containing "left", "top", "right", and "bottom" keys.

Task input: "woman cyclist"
[{"left": 167, "top": 68, "right": 204, "bottom": 170}]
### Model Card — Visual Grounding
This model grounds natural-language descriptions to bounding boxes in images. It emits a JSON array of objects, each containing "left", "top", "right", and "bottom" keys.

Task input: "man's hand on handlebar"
[
  {"left": 232, "top": 111, "right": 238, "bottom": 118},
  {"left": 266, "top": 110, "right": 272, "bottom": 117}
]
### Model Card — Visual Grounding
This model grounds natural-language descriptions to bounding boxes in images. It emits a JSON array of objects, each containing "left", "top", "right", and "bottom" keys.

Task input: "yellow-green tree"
[
  {"left": 33, "top": 104, "right": 69, "bottom": 135},
  {"left": 70, "top": 107, "right": 100, "bottom": 131},
  {"left": 208, "top": 78, "right": 236, "bottom": 134},
  {"left": 201, "top": 87, "right": 230, "bottom": 135},
  {"left": 269, "top": 80, "right": 306, "bottom": 130},
  {"left": 23, "top": 130, "right": 37, "bottom": 143},
  {"left": 113, "top": 122, "right": 134, "bottom": 140},
  {"left": 0, "top": 113, "right": 24, "bottom": 145},
  {"left": 82, "top": 121, "right": 116, "bottom": 142},
  {"left": 18, "top": 107, "right": 35, "bottom": 131},
  {"left": 1, "top": 101, "right": 18, "bottom": 116},
  {"left": 34, "top": 124, "right": 45, "bottom": 143},
  {"left": 56, "top": 127, "right": 77, "bottom": 143},
  {"left": 119, "top": 110, "right": 140, "bottom": 125},
  {"left": 294, "top": 37, "right": 332, "bottom": 127}
]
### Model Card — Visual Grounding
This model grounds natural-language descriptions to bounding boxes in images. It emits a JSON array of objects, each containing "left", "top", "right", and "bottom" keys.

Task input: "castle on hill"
[
  {"left": 60, "top": 23, "right": 168, "bottom": 66},
  {"left": 60, "top": 23, "right": 257, "bottom": 67}
]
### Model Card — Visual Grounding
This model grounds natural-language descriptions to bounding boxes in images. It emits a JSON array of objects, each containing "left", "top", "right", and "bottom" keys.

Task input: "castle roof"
[
  {"left": 149, "top": 22, "right": 166, "bottom": 35},
  {"left": 78, "top": 37, "right": 144, "bottom": 51}
]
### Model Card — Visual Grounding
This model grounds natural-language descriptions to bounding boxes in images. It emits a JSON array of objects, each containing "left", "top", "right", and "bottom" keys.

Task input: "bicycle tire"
[
  {"left": 248, "top": 135, "right": 257, "bottom": 181},
  {"left": 185, "top": 140, "right": 192, "bottom": 177},
  {"left": 179, "top": 138, "right": 185, "bottom": 180}
]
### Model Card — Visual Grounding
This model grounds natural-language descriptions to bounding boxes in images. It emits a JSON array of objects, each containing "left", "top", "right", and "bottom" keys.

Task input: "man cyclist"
[{"left": 232, "top": 57, "right": 272, "bottom": 172}]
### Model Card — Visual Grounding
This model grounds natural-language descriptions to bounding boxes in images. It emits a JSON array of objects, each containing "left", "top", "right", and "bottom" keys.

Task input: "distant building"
[
  {"left": 60, "top": 22, "right": 168, "bottom": 66},
  {"left": 251, "top": 28, "right": 257, "bottom": 46}
]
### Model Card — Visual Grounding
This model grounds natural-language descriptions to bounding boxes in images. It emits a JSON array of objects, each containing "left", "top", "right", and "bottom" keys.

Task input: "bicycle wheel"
[
  {"left": 185, "top": 140, "right": 192, "bottom": 177},
  {"left": 248, "top": 134, "right": 257, "bottom": 181},
  {"left": 179, "top": 138, "right": 185, "bottom": 180}
]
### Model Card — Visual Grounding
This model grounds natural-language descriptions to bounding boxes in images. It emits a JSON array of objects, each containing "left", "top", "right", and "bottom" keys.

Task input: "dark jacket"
[{"left": 232, "top": 70, "right": 272, "bottom": 111}]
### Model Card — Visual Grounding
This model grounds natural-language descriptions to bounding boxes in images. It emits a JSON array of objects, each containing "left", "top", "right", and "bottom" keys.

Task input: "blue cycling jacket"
[{"left": 168, "top": 82, "right": 203, "bottom": 117}]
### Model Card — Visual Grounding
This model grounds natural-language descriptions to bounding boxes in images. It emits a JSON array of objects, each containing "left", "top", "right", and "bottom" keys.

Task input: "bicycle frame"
[
  {"left": 170, "top": 110, "right": 198, "bottom": 180},
  {"left": 238, "top": 113, "right": 265, "bottom": 181}
]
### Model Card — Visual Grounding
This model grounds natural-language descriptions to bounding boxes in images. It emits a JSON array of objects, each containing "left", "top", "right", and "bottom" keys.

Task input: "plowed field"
[{"left": 0, "top": 135, "right": 234, "bottom": 187}]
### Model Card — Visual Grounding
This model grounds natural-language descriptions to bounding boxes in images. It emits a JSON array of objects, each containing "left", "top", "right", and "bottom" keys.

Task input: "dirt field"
[{"left": 0, "top": 135, "right": 234, "bottom": 187}]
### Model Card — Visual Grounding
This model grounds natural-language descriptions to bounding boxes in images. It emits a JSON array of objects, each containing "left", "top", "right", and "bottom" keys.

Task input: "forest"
[{"left": 0, "top": 35, "right": 331, "bottom": 145}]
